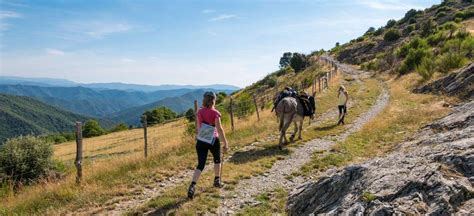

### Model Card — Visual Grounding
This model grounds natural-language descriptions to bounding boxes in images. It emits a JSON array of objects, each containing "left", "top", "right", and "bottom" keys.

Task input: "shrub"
[
  {"left": 110, "top": 123, "right": 128, "bottom": 133},
  {"left": 0, "top": 136, "right": 54, "bottom": 183},
  {"left": 143, "top": 107, "right": 177, "bottom": 126},
  {"left": 397, "top": 37, "right": 429, "bottom": 58},
  {"left": 384, "top": 29, "right": 401, "bottom": 42},
  {"left": 421, "top": 18, "right": 436, "bottom": 37},
  {"left": 436, "top": 11, "right": 447, "bottom": 19},
  {"left": 40, "top": 132, "right": 75, "bottom": 144},
  {"left": 399, "top": 47, "right": 432, "bottom": 75},
  {"left": 234, "top": 93, "right": 254, "bottom": 118},
  {"left": 216, "top": 92, "right": 227, "bottom": 104},
  {"left": 461, "top": 36, "right": 474, "bottom": 58},
  {"left": 427, "top": 31, "right": 447, "bottom": 46},
  {"left": 385, "top": 19, "right": 397, "bottom": 28},
  {"left": 436, "top": 52, "right": 467, "bottom": 73},
  {"left": 374, "top": 27, "right": 384, "bottom": 36},
  {"left": 82, "top": 120, "right": 106, "bottom": 138},
  {"left": 185, "top": 108, "right": 195, "bottom": 122},
  {"left": 416, "top": 57, "right": 436, "bottom": 80},
  {"left": 365, "top": 27, "right": 375, "bottom": 35},
  {"left": 402, "top": 9, "right": 419, "bottom": 23},
  {"left": 403, "top": 25, "right": 415, "bottom": 36}
]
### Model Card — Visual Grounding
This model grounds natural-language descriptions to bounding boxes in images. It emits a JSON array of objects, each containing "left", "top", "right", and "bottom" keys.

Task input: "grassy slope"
[
  {"left": 239, "top": 73, "right": 453, "bottom": 215},
  {"left": 0, "top": 94, "right": 89, "bottom": 144},
  {"left": 0, "top": 61, "right": 330, "bottom": 215},
  {"left": 127, "top": 70, "right": 383, "bottom": 215}
]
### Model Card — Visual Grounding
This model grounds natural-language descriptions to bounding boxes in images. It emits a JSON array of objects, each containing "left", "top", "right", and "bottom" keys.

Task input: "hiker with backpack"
[
  {"left": 337, "top": 85, "right": 349, "bottom": 125},
  {"left": 187, "top": 92, "right": 229, "bottom": 199}
]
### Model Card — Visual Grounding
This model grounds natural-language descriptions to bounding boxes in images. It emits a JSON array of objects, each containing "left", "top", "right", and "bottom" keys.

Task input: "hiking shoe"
[
  {"left": 213, "top": 178, "right": 224, "bottom": 188},
  {"left": 187, "top": 184, "right": 195, "bottom": 199}
]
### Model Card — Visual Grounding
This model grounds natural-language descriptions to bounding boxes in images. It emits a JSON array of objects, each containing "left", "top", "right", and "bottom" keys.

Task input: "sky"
[{"left": 0, "top": 0, "right": 440, "bottom": 87}]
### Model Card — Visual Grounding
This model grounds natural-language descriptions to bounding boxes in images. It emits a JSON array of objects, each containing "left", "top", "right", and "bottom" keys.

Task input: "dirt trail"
[
  {"left": 72, "top": 56, "right": 384, "bottom": 215},
  {"left": 219, "top": 57, "right": 390, "bottom": 214}
]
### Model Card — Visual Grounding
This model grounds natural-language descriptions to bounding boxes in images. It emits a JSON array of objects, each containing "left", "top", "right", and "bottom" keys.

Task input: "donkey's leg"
[
  {"left": 290, "top": 121, "right": 297, "bottom": 142},
  {"left": 298, "top": 119, "right": 304, "bottom": 139},
  {"left": 278, "top": 115, "right": 285, "bottom": 150}
]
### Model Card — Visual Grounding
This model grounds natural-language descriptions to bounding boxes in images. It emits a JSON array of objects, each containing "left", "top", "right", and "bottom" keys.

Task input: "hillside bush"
[
  {"left": 82, "top": 120, "right": 106, "bottom": 138},
  {"left": 427, "top": 31, "right": 447, "bottom": 46},
  {"left": 421, "top": 18, "right": 436, "bottom": 37},
  {"left": 399, "top": 47, "right": 432, "bottom": 75},
  {"left": 384, "top": 29, "right": 401, "bottom": 42},
  {"left": 436, "top": 52, "right": 467, "bottom": 73},
  {"left": 403, "top": 25, "right": 415, "bottom": 36},
  {"left": 402, "top": 9, "right": 419, "bottom": 23},
  {"left": 385, "top": 19, "right": 397, "bottom": 28},
  {"left": 234, "top": 93, "right": 254, "bottom": 118},
  {"left": 110, "top": 123, "right": 128, "bottom": 133},
  {"left": 416, "top": 57, "right": 436, "bottom": 80},
  {"left": 216, "top": 92, "right": 227, "bottom": 104},
  {"left": 374, "top": 27, "right": 384, "bottom": 36},
  {"left": 0, "top": 136, "right": 54, "bottom": 183},
  {"left": 40, "top": 132, "right": 75, "bottom": 144},
  {"left": 365, "top": 27, "right": 375, "bottom": 36},
  {"left": 397, "top": 37, "right": 428, "bottom": 57},
  {"left": 143, "top": 107, "right": 177, "bottom": 126},
  {"left": 185, "top": 108, "right": 195, "bottom": 122}
]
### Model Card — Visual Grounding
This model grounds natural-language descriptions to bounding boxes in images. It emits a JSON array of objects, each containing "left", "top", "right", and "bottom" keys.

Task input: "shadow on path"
[{"left": 229, "top": 145, "right": 290, "bottom": 164}]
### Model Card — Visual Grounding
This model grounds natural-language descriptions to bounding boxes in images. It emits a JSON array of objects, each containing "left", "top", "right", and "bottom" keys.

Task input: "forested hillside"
[
  {"left": 0, "top": 85, "right": 226, "bottom": 118},
  {"left": 110, "top": 89, "right": 232, "bottom": 125},
  {"left": 0, "top": 94, "right": 90, "bottom": 144}
]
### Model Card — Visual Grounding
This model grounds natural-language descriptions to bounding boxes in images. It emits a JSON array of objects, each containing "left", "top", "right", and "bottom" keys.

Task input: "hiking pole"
[{"left": 220, "top": 146, "right": 225, "bottom": 184}]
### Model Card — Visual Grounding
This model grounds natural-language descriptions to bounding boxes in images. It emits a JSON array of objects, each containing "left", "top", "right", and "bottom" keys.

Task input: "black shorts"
[
  {"left": 195, "top": 138, "right": 221, "bottom": 171},
  {"left": 338, "top": 105, "right": 347, "bottom": 114}
]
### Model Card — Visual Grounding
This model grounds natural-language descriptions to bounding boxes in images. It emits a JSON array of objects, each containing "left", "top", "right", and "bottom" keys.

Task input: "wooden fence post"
[
  {"left": 142, "top": 115, "right": 148, "bottom": 158},
  {"left": 253, "top": 95, "right": 260, "bottom": 121},
  {"left": 194, "top": 100, "right": 199, "bottom": 132},
  {"left": 318, "top": 78, "right": 321, "bottom": 92},
  {"left": 75, "top": 122, "right": 83, "bottom": 184},
  {"left": 229, "top": 98, "right": 235, "bottom": 131}
]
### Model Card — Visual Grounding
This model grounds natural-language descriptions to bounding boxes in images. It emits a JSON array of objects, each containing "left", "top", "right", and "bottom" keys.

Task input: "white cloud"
[
  {"left": 0, "top": 10, "right": 22, "bottom": 31},
  {"left": 120, "top": 58, "right": 136, "bottom": 63},
  {"left": 202, "top": 9, "right": 215, "bottom": 14},
  {"left": 60, "top": 21, "right": 132, "bottom": 39},
  {"left": 357, "top": 0, "right": 423, "bottom": 10},
  {"left": 45, "top": 48, "right": 65, "bottom": 56},
  {"left": 209, "top": 14, "right": 237, "bottom": 22},
  {"left": 0, "top": 10, "right": 22, "bottom": 19}
]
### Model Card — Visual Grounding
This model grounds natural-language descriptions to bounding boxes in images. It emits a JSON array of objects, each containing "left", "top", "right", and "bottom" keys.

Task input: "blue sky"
[{"left": 0, "top": 0, "right": 439, "bottom": 87}]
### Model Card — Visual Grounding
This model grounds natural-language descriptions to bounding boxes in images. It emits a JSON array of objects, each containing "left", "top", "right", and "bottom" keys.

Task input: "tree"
[
  {"left": 290, "top": 53, "right": 308, "bottom": 73},
  {"left": 384, "top": 29, "right": 401, "bottom": 42},
  {"left": 82, "top": 120, "right": 106, "bottom": 138},
  {"left": 335, "top": 42, "right": 340, "bottom": 47},
  {"left": 216, "top": 92, "right": 227, "bottom": 105},
  {"left": 185, "top": 108, "right": 195, "bottom": 122},
  {"left": 143, "top": 107, "right": 177, "bottom": 125},
  {"left": 385, "top": 19, "right": 397, "bottom": 28},
  {"left": 402, "top": 9, "right": 419, "bottom": 23},
  {"left": 365, "top": 27, "right": 376, "bottom": 35},
  {"left": 279, "top": 52, "right": 293, "bottom": 68}
]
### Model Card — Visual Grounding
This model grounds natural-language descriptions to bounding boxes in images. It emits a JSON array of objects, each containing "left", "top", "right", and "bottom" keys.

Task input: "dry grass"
[{"left": 301, "top": 72, "right": 452, "bottom": 176}]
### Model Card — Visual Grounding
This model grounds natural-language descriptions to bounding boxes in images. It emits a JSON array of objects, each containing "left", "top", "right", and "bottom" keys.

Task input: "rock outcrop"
[
  {"left": 287, "top": 101, "right": 474, "bottom": 215},
  {"left": 414, "top": 62, "right": 474, "bottom": 100}
]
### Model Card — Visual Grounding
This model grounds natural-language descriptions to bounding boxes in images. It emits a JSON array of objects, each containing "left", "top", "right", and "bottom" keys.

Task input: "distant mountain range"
[
  {"left": 110, "top": 90, "right": 209, "bottom": 125},
  {"left": 0, "top": 94, "right": 94, "bottom": 144},
  {"left": 0, "top": 85, "right": 211, "bottom": 117},
  {"left": 0, "top": 76, "right": 240, "bottom": 92}
]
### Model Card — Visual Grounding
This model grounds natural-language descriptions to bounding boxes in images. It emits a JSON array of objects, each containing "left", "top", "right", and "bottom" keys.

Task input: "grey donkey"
[{"left": 275, "top": 97, "right": 306, "bottom": 150}]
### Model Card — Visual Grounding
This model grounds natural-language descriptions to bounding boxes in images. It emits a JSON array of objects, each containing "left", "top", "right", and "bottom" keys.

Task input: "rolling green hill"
[
  {"left": 0, "top": 94, "right": 91, "bottom": 144},
  {"left": 110, "top": 90, "right": 219, "bottom": 125}
]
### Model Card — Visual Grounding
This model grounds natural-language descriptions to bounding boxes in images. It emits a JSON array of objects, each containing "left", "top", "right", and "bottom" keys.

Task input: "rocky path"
[{"left": 219, "top": 59, "right": 390, "bottom": 214}]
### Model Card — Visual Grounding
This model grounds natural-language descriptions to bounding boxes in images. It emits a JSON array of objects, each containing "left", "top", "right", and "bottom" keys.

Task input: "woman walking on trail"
[
  {"left": 187, "top": 91, "right": 229, "bottom": 199},
  {"left": 337, "top": 86, "right": 349, "bottom": 125}
]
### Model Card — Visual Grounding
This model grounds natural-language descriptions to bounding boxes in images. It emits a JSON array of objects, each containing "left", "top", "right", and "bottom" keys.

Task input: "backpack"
[{"left": 298, "top": 95, "right": 315, "bottom": 116}]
